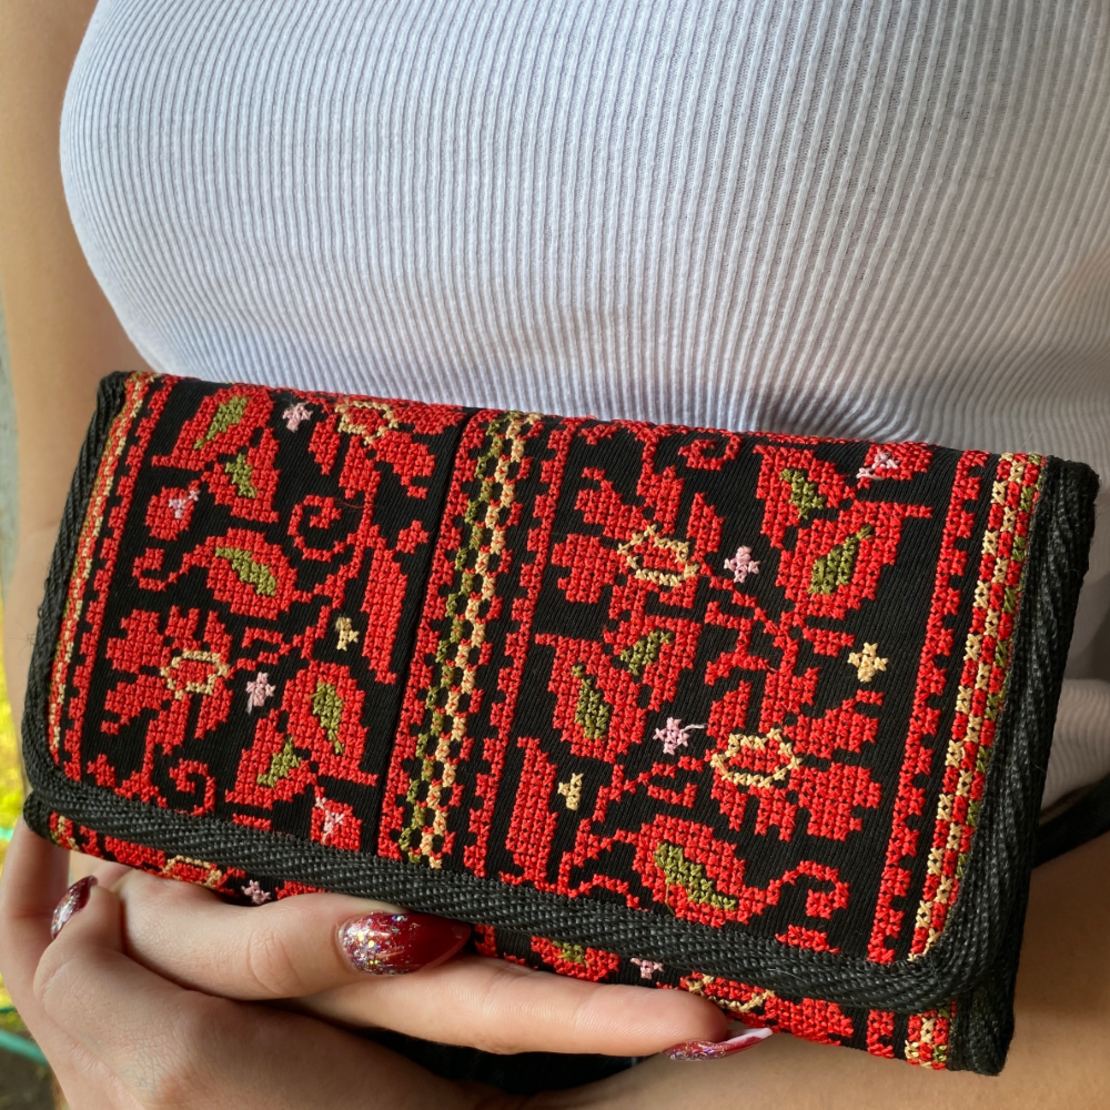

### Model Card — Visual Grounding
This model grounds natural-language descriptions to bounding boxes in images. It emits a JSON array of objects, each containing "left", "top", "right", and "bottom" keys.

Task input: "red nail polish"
[
  {"left": 664, "top": 1025, "right": 773, "bottom": 1061},
  {"left": 338, "top": 912, "right": 470, "bottom": 975},
  {"left": 51, "top": 876, "right": 98, "bottom": 940}
]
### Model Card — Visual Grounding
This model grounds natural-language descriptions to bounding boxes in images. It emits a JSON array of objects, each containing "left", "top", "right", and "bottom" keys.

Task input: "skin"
[
  {"left": 1, "top": 3, "right": 1108, "bottom": 1106},
  {"left": 2, "top": 820, "right": 1109, "bottom": 1109}
]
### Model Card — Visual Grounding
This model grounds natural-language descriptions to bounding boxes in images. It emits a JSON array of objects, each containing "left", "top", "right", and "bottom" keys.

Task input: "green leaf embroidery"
[
  {"left": 809, "top": 524, "right": 874, "bottom": 595},
  {"left": 256, "top": 737, "right": 302, "bottom": 788},
  {"left": 557, "top": 943, "right": 587, "bottom": 965},
  {"left": 781, "top": 467, "right": 826, "bottom": 520},
  {"left": 654, "top": 842, "right": 738, "bottom": 911},
  {"left": 312, "top": 680, "right": 345, "bottom": 754},
  {"left": 571, "top": 663, "right": 611, "bottom": 741},
  {"left": 214, "top": 546, "right": 278, "bottom": 597},
  {"left": 223, "top": 451, "right": 258, "bottom": 498},
  {"left": 618, "top": 629, "right": 674, "bottom": 678},
  {"left": 195, "top": 395, "right": 249, "bottom": 448}
]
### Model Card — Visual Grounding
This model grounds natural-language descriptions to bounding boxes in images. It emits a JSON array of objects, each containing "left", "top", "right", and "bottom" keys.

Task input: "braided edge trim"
[{"left": 20, "top": 371, "right": 1100, "bottom": 1018}]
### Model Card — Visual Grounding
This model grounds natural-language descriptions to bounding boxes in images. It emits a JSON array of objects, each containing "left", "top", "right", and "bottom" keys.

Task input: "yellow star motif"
[
  {"left": 335, "top": 615, "right": 360, "bottom": 652},
  {"left": 848, "top": 642, "right": 888, "bottom": 683},
  {"left": 557, "top": 773, "right": 583, "bottom": 811}
]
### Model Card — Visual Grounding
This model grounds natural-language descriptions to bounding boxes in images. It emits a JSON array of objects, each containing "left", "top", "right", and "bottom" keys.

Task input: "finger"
[
  {"left": 67, "top": 848, "right": 133, "bottom": 889},
  {"left": 301, "top": 951, "right": 729, "bottom": 1056},
  {"left": 0, "top": 821, "right": 126, "bottom": 1102},
  {"left": 36, "top": 877, "right": 496, "bottom": 1110},
  {"left": 111, "top": 865, "right": 725, "bottom": 1056},
  {"left": 113, "top": 868, "right": 471, "bottom": 998},
  {"left": 0, "top": 820, "right": 75, "bottom": 1013}
]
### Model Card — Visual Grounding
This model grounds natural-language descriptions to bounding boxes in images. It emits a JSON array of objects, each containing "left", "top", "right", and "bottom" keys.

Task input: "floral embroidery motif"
[
  {"left": 245, "top": 671, "right": 276, "bottom": 713},
  {"left": 710, "top": 728, "right": 802, "bottom": 791},
  {"left": 59, "top": 376, "right": 466, "bottom": 836},
  {"left": 847, "top": 643, "right": 888, "bottom": 684},
  {"left": 241, "top": 880, "right": 272, "bottom": 905},
  {"left": 856, "top": 449, "right": 899, "bottom": 482},
  {"left": 557, "top": 774, "right": 583, "bottom": 810},
  {"left": 653, "top": 718, "right": 706, "bottom": 756},
  {"left": 618, "top": 525, "right": 700, "bottom": 589},
  {"left": 167, "top": 487, "right": 199, "bottom": 520},
  {"left": 724, "top": 544, "right": 760, "bottom": 583},
  {"left": 46, "top": 373, "right": 1049, "bottom": 1073},
  {"left": 334, "top": 616, "right": 360, "bottom": 652},
  {"left": 282, "top": 402, "right": 313, "bottom": 431},
  {"left": 315, "top": 796, "right": 348, "bottom": 844}
]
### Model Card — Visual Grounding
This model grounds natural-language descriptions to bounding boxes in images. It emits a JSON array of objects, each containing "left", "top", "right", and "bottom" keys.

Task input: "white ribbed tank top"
[{"left": 61, "top": 0, "right": 1110, "bottom": 808}]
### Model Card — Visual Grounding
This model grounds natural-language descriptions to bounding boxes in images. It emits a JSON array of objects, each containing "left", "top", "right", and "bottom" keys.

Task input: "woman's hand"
[
  {"left": 0, "top": 821, "right": 765, "bottom": 1109},
  {"left": 2, "top": 825, "right": 728, "bottom": 1066},
  {"left": 0, "top": 819, "right": 526, "bottom": 1109},
  {"left": 6, "top": 820, "right": 1110, "bottom": 1110}
]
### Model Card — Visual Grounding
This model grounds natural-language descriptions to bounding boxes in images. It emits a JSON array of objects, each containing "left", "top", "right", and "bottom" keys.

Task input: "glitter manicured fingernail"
[
  {"left": 51, "top": 876, "right": 98, "bottom": 940},
  {"left": 338, "top": 912, "right": 471, "bottom": 975},
  {"left": 664, "top": 1025, "right": 773, "bottom": 1061}
]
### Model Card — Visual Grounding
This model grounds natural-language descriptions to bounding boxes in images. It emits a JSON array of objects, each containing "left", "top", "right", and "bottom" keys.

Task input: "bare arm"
[
  {"left": 0, "top": 0, "right": 153, "bottom": 737},
  {"left": 2, "top": 7, "right": 1106, "bottom": 1108}
]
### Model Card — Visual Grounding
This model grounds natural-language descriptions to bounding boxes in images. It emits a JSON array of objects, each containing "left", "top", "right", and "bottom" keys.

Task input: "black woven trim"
[
  {"left": 21, "top": 370, "right": 130, "bottom": 790},
  {"left": 20, "top": 781, "right": 950, "bottom": 1008},
  {"left": 22, "top": 384, "right": 1100, "bottom": 1019},
  {"left": 946, "top": 459, "right": 1099, "bottom": 1074}
]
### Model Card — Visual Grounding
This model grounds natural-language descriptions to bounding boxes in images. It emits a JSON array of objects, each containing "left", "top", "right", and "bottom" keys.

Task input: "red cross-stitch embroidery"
[{"left": 41, "top": 372, "right": 1052, "bottom": 1071}]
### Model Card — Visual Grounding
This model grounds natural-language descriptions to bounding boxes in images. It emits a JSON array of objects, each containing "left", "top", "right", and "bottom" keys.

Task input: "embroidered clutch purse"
[{"left": 23, "top": 372, "right": 1097, "bottom": 1075}]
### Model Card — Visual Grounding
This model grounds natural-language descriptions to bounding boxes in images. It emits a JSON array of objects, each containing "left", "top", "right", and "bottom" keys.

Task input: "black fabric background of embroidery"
[
  {"left": 69, "top": 375, "right": 473, "bottom": 844},
  {"left": 475, "top": 427, "right": 965, "bottom": 958},
  {"left": 22, "top": 372, "right": 1099, "bottom": 1074}
]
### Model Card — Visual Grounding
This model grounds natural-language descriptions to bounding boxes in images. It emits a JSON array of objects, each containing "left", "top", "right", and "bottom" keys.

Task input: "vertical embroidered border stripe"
[
  {"left": 48, "top": 373, "right": 157, "bottom": 775},
  {"left": 911, "top": 454, "right": 1043, "bottom": 957},
  {"left": 395, "top": 411, "right": 542, "bottom": 867},
  {"left": 867, "top": 451, "right": 989, "bottom": 963},
  {"left": 905, "top": 1004, "right": 954, "bottom": 1068},
  {"left": 463, "top": 418, "right": 583, "bottom": 876}
]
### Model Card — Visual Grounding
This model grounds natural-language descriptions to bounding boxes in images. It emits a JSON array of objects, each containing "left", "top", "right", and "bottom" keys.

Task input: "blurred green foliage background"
[{"left": 1, "top": 597, "right": 24, "bottom": 1014}]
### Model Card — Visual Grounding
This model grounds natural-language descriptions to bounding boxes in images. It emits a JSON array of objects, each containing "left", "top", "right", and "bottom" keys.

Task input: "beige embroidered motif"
[{"left": 848, "top": 642, "right": 888, "bottom": 683}]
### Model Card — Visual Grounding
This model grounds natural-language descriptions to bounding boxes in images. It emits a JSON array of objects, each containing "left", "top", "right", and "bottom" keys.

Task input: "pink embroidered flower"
[
  {"left": 282, "top": 402, "right": 313, "bottom": 430},
  {"left": 653, "top": 717, "right": 705, "bottom": 756},
  {"left": 724, "top": 545, "right": 760, "bottom": 583},
  {"left": 245, "top": 671, "right": 276, "bottom": 713},
  {"left": 631, "top": 958, "right": 664, "bottom": 980},
  {"left": 146, "top": 485, "right": 200, "bottom": 540},
  {"left": 856, "top": 449, "right": 899, "bottom": 482},
  {"left": 168, "top": 488, "right": 199, "bottom": 520},
  {"left": 315, "top": 796, "right": 348, "bottom": 843},
  {"left": 311, "top": 794, "right": 360, "bottom": 850},
  {"left": 241, "top": 880, "right": 272, "bottom": 905}
]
